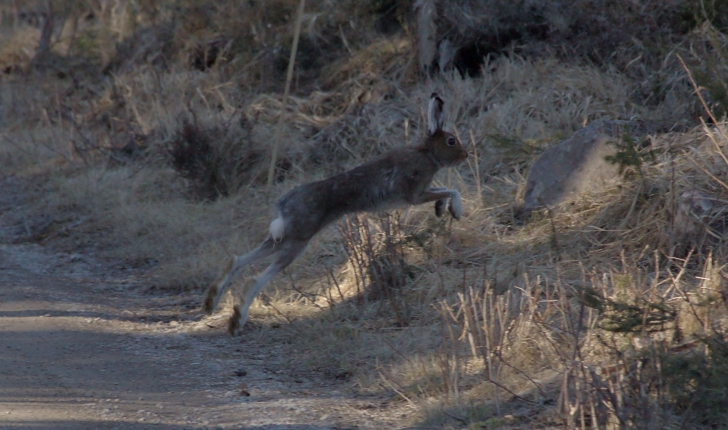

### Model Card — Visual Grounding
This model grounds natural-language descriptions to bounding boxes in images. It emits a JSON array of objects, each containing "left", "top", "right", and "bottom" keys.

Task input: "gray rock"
[{"left": 524, "top": 120, "right": 653, "bottom": 212}]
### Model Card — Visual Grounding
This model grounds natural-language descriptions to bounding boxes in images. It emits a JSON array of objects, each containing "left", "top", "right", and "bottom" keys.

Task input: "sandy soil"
[{"left": 0, "top": 177, "right": 414, "bottom": 430}]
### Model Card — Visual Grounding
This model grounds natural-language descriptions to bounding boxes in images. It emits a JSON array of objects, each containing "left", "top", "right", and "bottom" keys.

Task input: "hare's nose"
[{"left": 461, "top": 150, "right": 469, "bottom": 160}]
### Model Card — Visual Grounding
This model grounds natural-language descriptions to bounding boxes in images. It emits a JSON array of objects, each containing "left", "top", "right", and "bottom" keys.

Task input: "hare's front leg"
[
  {"left": 445, "top": 190, "right": 462, "bottom": 219},
  {"left": 415, "top": 188, "right": 463, "bottom": 220},
  {"left": 429, "top": 187, "right": 450, "bottom": 217},
  {"left": 435, "top": 199, "right": 447, "bottom": 217}
]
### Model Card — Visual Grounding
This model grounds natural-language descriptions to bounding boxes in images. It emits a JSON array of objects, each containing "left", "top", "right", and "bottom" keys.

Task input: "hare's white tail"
[{"left": 269, "top": 215, "right": 285, "bottom": 243}]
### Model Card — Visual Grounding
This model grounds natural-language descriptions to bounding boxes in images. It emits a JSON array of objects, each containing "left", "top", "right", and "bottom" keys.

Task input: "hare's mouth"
[{"left": 451, "top": 157, "right": 467, "bottom": 167}]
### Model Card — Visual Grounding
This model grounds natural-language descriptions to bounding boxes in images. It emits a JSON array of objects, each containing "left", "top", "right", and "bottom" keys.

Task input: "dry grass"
[{"left": 3, "top": 1, "right": 728, "bottom": 428}]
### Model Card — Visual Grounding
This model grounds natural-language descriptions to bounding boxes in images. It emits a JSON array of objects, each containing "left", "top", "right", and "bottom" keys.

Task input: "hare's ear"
[{"left": 427, "top": 92, "right": 444, "bottom": 135}]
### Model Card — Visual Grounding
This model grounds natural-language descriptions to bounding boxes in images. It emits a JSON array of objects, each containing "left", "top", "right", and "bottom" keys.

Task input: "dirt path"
[{"left": 0, "top": 178, "right": 410, "bottom": 430}]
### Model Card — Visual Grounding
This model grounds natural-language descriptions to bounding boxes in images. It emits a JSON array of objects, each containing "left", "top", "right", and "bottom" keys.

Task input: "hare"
[{"left": 203, "top": 93, "right": 468, "bottom": 335}]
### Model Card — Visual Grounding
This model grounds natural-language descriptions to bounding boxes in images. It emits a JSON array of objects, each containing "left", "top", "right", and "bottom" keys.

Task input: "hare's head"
[{"left": 421, "top": 93, "right": 468, "bottom": 167}]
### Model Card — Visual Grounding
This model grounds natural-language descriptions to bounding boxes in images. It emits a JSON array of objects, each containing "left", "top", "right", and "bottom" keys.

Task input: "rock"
[{"left": 524, "top": 120, "right": 653, "bottom": 212}]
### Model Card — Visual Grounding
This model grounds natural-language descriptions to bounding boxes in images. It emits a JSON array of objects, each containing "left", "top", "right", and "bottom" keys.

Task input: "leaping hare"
[{"left": 203, "top": 93, "right": 468, "bottom": 335}]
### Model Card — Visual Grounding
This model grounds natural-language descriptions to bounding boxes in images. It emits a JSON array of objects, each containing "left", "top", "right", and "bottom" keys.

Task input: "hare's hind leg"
[
  {"left": 202, "top": 237, "right": 278, "bottom": 315},
  {"left": 228, "top": 239, "right": 310, "bottom": 335}
]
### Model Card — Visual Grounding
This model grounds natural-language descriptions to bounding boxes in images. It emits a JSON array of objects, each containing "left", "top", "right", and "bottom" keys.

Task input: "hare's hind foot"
[
  {"left": 227, "top": 305, "right": 242, "bottom": 336},
  {"left": 228, "top": 302, "right": 255, "bottom": 336},
  {"left": 228, "top": 304, "right": 264, "bottom": 335}
]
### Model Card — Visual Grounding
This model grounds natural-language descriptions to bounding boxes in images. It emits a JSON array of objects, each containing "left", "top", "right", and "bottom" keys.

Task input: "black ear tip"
[{"left": 430, "top": 92, "right": 439, "bottom": 99}]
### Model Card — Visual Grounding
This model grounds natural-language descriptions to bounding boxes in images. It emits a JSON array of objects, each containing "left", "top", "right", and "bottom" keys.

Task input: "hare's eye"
[{"left": 446, "top": 137, "right": 457, "bottom": 147}]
